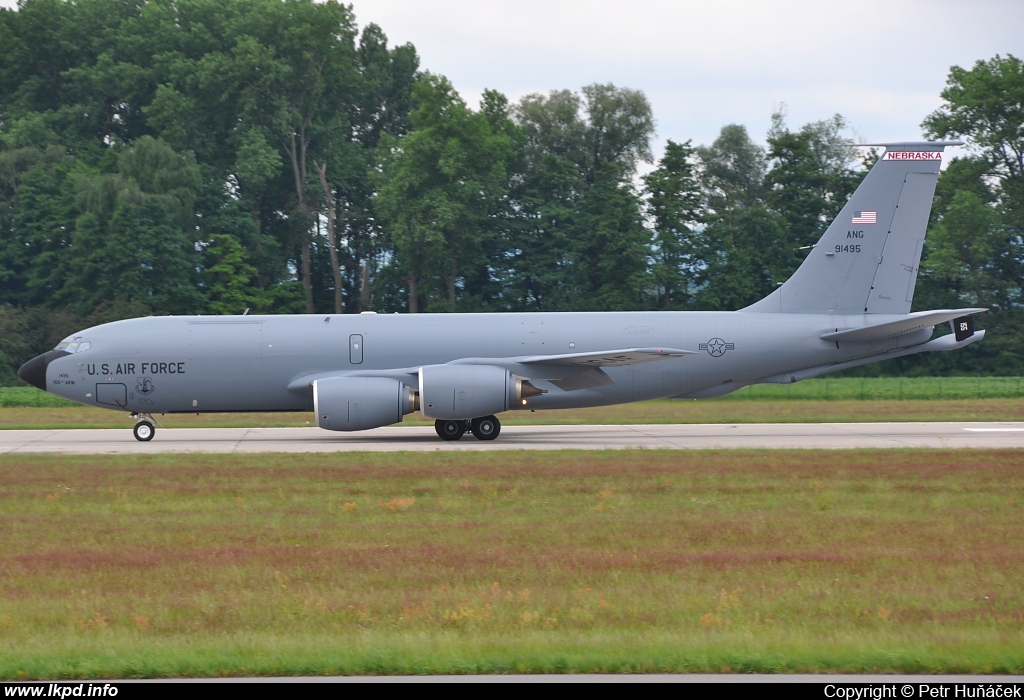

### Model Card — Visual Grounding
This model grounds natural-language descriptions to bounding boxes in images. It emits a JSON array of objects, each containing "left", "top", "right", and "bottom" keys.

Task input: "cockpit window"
[{"left": 54, "top": 341, "right": 90, "bottom": 353}]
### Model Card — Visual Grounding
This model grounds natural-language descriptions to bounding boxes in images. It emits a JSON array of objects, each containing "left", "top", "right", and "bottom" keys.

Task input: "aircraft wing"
[
  {"left": 820, "top": 308, "right": 987, "bottom": 343},
  {"left": 287, "top": 347, "right": 695, "bottom": 395}
]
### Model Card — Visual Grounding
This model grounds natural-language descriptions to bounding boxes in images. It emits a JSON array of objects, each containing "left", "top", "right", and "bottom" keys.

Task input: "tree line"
[{"left": 1, "top": 0, "right": 1021, "bottom": 382}]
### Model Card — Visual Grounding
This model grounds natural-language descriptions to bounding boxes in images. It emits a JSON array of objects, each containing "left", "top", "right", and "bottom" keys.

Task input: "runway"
[{"left": 2, "top": 422, "right": 1023, "bottom": 454}]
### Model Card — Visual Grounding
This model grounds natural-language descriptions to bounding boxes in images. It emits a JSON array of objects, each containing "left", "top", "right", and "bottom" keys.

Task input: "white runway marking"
[{"left": 964, "top": 428, "right": 1024, "bottom": 432}]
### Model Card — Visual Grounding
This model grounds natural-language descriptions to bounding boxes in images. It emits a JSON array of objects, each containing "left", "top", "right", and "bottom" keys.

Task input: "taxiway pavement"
[{"left": 2, "top": 422, "right": 1023, "bottom": 454}]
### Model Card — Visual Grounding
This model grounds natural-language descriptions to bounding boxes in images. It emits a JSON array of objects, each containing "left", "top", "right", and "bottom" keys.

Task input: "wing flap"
[
  {"left": 548, "top": 369, "right": 615, "bottom": 391},
  {"left": 518, "top": 347, "right": 694, "bottom": 367}
]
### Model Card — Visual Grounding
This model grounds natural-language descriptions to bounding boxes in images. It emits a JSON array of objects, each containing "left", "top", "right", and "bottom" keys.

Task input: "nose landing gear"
[
  {"left": 434, "top": 415, "right": 501, "bottom": 441},
  {"left": 130, "top": 413, "right": 161, "bottom": 441}
]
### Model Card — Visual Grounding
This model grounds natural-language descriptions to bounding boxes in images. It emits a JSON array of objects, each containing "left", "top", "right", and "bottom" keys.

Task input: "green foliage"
[
  {"left": 374, "top": 74, "right": 512, "bottom": 312},
  {"left": 202, "top": 234, "right": 270, "bottom": 315},
  {"left": 0, "top": 3, "right": 1021, "bottom": 376},
  {"left": 59, "top": 137, "right": 204, "bottom": 315},
  {"left": 690, "top": 125, "right": 790, "bottom": 309},
  {"left": 643, "top": 140, "right": 703, "bottom": 309},
  {"left": 573, "top": 165, "right": 649, "bottom": 310},
  {"left": 0, "top": 304, "right": 42, "bottom": 384},
  {"left": 918, "top": 54, "right": 1024, "bottom": 372},
  {"left": 697, "top": 124, "right": 767, "bottom": 215},
  {"left": 765, "top": 111, "right": 858, "bottom": 254},
  {"left": 495, "top": 85, "right": 655, "bottom": 311},
  {"left": 924, "top": 190, "right": 1004, "bottom": 307},
  {"left": 923, "top": 54, "right": 1024, "bottom": 182}
]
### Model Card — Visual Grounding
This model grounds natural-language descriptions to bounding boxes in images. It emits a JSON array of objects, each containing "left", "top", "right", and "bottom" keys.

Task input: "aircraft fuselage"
[{"left": 40, "top": 310, "right": 928, "bottom": 415}]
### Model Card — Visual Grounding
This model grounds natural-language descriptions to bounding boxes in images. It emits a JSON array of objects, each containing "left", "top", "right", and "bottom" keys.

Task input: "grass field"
[{"left": 1, "top": 449, "right": 1022, "bottom": 677}]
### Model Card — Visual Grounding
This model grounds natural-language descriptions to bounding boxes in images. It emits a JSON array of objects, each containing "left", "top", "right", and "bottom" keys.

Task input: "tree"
[
  {"left": 343, "top": 23, "right": 419, "bottom": 311},
  {"left": 642, "top": 140, "right": 703, "bottom": 309},
  {"left": 60, "top": 137, "right": 204, "bottom": 315},
  {"left": 500, "top": 89, "right": 586, "bottom": 311},
  {"left": 923, "top": 190, "right": 1006, "bottom": 309},
  {"left": 579, "top": 83, "right": 655, "bottom": 184},
  {"left": 203, "top": 234, "right": 273, "bottom": 315},
  {"left": 692, "top": 125, "right": 786, "bottom": 310},
  {"left": 922, "top": 53, "right": 1024, "bottom": 296},
  {"left": 923, "top": 54, "right": 1024, "bottom": 184},
  {"left": 765, "top": 111, "right": 858, "bottom": 253},
  {"left": 697, "top": 124, "right": 766, "bottom": 221},
  {"left": 0, "top": 145, "right": 76, "bottom": 307},
  {"left": 500, "top": 84, "right": 656, "bottom": 311},
  {"left": 914, "top": 157, "right": 1001, "bottom": 310},
  {"left": 574, "top": 163, "right": 650, "bottom": 310},
  {"left": 142, "top": 0, "right": 362, "bottom": 313},
  {"left": 691, "top": 204, "right": 789, "bottom": 310},
  {"left": 920, "top": 54, "right": 1024, "bottom": 372},
  {"left": 374, "top": 74, "right": 512, "bottom": 312},
  {"left": 262, "top": 0, "right": 359, "bottom": 313}
]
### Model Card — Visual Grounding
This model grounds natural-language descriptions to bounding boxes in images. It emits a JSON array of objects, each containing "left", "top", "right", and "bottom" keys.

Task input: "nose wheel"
[
  {"left": 130, "top": 412, "right": 161, "bottom": 441},
  {"left": 133, "top": 420, "right": 155, "bottom": 442}
]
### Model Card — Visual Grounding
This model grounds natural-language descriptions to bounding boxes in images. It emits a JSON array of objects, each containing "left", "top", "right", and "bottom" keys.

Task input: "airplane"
[{"left": 18, "top": 140, "right": 986, "bottom": 442}]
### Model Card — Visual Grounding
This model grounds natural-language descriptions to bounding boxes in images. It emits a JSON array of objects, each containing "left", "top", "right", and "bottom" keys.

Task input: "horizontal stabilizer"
[
  {"left": 762, "top": 330, "right": 985, "bottom": 384},
  {"left": 517, "top": 347, "right": 694, "bottom": 367},
  {"left": 820, "top": 309, "right": 987, "bottom": 343}
]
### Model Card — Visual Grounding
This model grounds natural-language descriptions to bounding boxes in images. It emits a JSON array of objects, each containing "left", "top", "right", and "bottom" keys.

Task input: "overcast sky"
[
  {"left": 3, "top": 0, "right": 1021, "bottom": 163},
  {"left": 350, "top": 0, "right": 1023, "bottom": 164}
]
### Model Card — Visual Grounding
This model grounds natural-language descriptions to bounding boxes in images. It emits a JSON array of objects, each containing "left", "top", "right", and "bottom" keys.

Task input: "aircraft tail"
[{"left": 744, "top": 141, "right": 962, "bottom": 315}]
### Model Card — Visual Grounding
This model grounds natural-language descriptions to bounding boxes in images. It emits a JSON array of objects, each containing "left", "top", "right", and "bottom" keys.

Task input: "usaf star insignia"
[{"left": 699, "top": 338, "right": 735, "bottom": 357}]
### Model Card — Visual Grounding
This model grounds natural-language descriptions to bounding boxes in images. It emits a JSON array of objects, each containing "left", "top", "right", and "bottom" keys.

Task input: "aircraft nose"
[{"left": 17, "top": 350, "right": 70, "bottom": 391}]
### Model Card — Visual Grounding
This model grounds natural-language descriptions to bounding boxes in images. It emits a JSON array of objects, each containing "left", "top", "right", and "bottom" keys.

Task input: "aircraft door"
[
  {"left": 350, "top": 334, "right": 363, "bottom": 364},
  {"left": 96, "top": 383, "right": 127, "bottom": 408}
]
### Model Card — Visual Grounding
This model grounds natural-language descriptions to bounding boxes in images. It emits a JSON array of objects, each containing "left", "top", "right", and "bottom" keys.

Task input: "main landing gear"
[
  {"left": 130, "top": 413, "right": 161, "bottom": 442},
  {"left": 434, "top": 415, "right": 501, "bottom": 442}
]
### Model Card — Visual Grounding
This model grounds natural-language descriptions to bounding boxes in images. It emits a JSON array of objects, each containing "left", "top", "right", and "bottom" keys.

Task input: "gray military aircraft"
[{"left": 19, "top": 141, "right": 985, "bottom": 442}]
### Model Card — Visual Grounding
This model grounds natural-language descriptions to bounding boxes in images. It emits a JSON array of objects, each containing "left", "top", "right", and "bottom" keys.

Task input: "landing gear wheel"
[
  {"left": 470, "top": 415, "right": 501, "bottom": 441},
  {"left": 435, "top": 419, "right": 466, "bottom": 441},
  {"left": 133, "top": 420, "right": 155, "bottom": 442}
]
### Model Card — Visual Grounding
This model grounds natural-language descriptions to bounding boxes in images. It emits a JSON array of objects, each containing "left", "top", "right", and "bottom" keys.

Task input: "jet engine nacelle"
[
  {"left": 313, "top": 377, "right": 416, "bottom": 431},
  {"left": 419, "top": 364, "right": 527, "bottom": 420}
]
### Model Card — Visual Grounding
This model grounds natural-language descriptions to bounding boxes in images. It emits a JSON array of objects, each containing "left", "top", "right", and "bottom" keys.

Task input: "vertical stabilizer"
[{"left": 744, "top": 141, "right": 961, "bottom": 314}]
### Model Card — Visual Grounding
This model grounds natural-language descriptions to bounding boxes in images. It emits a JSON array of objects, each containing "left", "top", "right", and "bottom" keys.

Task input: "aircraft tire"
[
  {"left": 434, "top": 419, "right": 466, "bottom": 441},
  {"left": 470, "top": 415, "right": 501, "bottom": 441},
  {"left": 133, "top": 420, "right": 155, "bottom": 442}
]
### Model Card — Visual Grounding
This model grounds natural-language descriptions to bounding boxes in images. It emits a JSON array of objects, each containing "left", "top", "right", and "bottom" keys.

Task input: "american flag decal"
[{"left": 852, "top": 210, "right": 877, "bottom": 225}]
